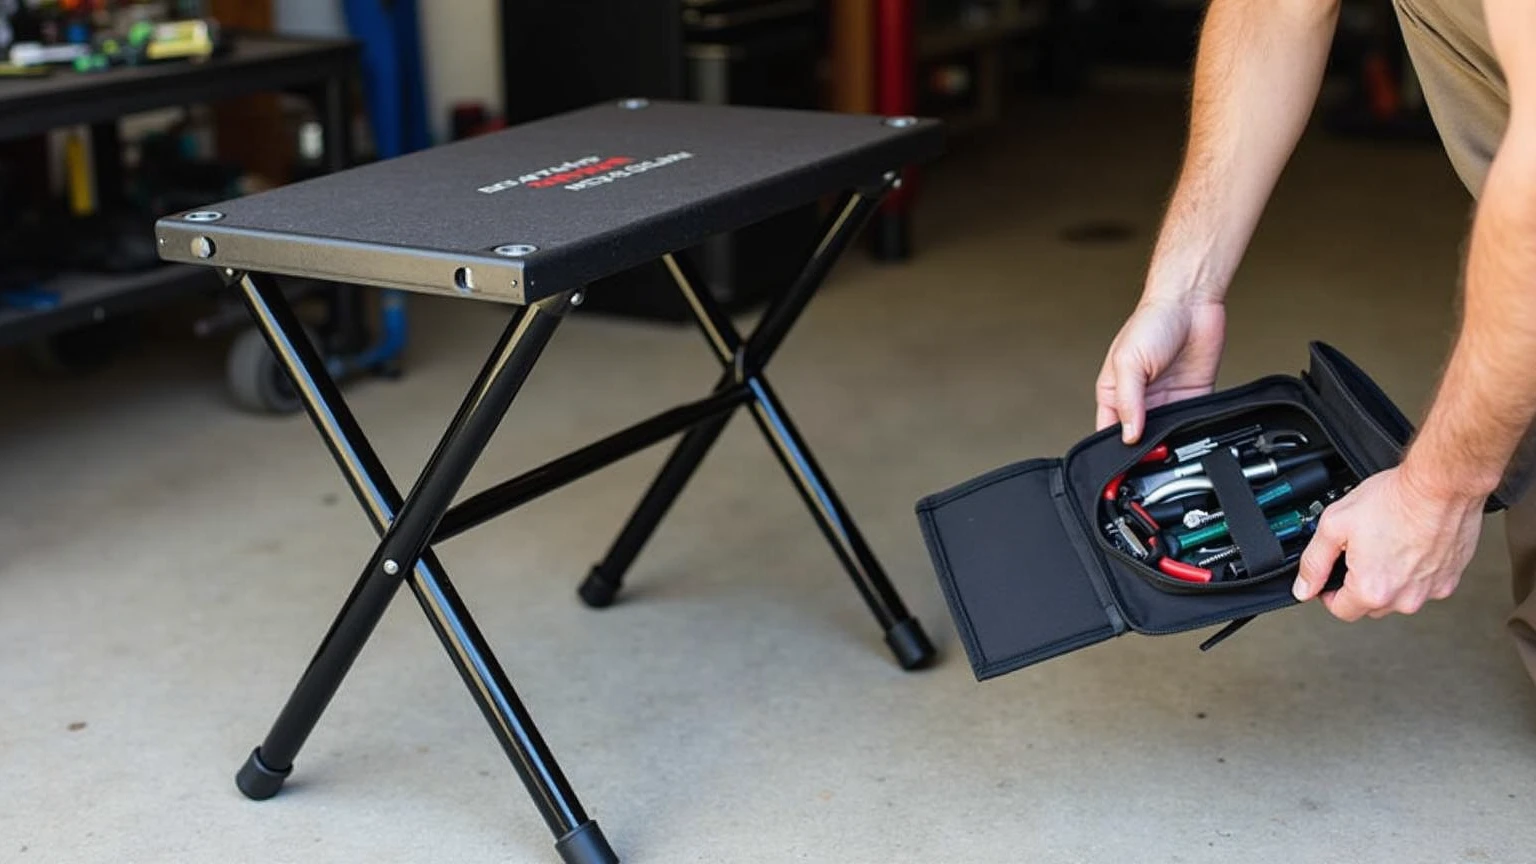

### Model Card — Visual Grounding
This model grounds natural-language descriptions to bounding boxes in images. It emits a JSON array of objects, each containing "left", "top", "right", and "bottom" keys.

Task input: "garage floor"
[{"left": 3, "top": 87, "right": 1534, "bottom": 864}]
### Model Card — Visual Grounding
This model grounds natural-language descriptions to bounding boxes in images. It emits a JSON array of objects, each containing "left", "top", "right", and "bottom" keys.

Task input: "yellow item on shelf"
[
  {"left": 145, "top": 20, "right": 217, "bottom": 62},
  {"left": 64, "top": 130, "right": 96, "bottom": 217}
]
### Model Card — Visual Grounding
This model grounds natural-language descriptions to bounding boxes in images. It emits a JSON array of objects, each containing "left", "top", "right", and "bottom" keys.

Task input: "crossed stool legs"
[{"left": 225, "top": 179, "right": 934, "bottom": 864}]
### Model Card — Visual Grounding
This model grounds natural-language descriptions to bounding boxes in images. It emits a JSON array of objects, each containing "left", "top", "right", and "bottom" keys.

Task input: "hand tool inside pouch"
[
  {"left": 1096, "top": 412, "right": 1347, "bottom": 590},
  {"left": 914, "top": 342, "right": 1508, "bottom": 682}
]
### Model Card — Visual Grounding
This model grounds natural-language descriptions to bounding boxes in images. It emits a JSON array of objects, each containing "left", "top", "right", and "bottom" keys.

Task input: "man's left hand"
[{"left": 1292, "top": 467, "right": 1484, "bottom": 620}]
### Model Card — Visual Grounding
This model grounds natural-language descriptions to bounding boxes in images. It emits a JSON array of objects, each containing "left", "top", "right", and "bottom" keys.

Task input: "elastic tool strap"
[{"left": 1200, "top": 450, "right": 1283, "bottom": 575}]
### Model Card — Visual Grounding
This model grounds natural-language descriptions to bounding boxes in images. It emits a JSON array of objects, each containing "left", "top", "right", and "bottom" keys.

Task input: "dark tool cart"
[
  {"left": 0, "top": 31, "right": 398, "bottom": 411},
  {"left": 499, "top": 0, "right": 825, "bottom": 320},
  {"left": 156, "top": 98, "right": 944, "bottom": 863}
]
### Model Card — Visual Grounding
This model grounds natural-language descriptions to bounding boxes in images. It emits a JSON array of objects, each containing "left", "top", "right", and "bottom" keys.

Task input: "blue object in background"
[
  {"left": 0, "top": 286, "right": 61, "bottom": 311},
  {"left": 332, "top": 288, "right": 407, "bottom": 378},
  {"left": 342, "top": 0, "right": 432, "bottom": 159},
  {"left": 334, "top": 0, "right": 430, "bottom": 377}
]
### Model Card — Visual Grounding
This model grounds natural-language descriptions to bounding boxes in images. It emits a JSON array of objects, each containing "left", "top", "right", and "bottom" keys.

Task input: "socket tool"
[
  {"left": 1139, "top": 448, "right": 1330, "bottom": 505},
  {"left": 1176, "top": 461, "right": 1330, "bottom": 531}
]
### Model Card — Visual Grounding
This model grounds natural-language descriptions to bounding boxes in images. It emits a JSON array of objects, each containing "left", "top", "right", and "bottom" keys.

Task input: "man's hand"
[
  {"left": 1092, "top": 0, "right": 1338, "bottom": 445},
  {"left": 1293, "top": 468, "right": 1484, "bottom": 620},
  {"left": 1095, "top": 297, "right": 1226, "bottom": 444},
  {"left": 1290, "top": 0, "right": 1536, "bottom": 624}
]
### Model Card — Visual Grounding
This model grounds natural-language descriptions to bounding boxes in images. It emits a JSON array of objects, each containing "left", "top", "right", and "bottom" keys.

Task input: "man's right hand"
[
  {"left": 1094, "top": 296, "right": 1227, "bottom": 444},
  {"left": 1084, "top": 0, "right": 1336, "bottom": 442}
]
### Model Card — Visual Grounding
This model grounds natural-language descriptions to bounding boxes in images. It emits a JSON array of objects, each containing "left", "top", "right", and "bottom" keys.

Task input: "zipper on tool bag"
[{"left": 1078, "top": 397, "right": 1365, "bottom": 595}]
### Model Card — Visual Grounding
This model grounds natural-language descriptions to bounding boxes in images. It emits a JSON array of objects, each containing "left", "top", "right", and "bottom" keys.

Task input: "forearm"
[
  {"left": 1145, "top": 0, "right": 1340, "bottom": 304},
  {"left": 1402, "top": 136, "right": 1536, "bottom": 503}
]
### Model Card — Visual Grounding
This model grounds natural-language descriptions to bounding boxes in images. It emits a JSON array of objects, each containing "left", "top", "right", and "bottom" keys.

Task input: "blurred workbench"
[{"left": 0, "top": 32, "right": 357, "bottom": 351}]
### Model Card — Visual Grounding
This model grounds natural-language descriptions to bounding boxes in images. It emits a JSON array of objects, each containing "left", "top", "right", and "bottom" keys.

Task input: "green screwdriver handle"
[{"left": 1171, "top": 509, "right": 1305, "bottom": 555}]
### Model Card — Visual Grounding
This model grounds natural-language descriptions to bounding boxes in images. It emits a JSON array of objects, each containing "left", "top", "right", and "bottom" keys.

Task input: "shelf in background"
[
  {"left": 918, "top": 3, "right": 1046, "bottom": 60},
  {"left": 0, "top": 263, "right": 219, "bottom": 348}
]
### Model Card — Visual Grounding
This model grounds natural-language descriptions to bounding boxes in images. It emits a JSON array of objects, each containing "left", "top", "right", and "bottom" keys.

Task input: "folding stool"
[{"left": 156, "top": 99, "right": 944, "bottom": 863}]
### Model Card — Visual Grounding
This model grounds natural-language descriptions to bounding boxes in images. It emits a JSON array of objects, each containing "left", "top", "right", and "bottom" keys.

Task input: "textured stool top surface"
[{"left": 156, "top": 100, "right": 944, "bottom": 303}]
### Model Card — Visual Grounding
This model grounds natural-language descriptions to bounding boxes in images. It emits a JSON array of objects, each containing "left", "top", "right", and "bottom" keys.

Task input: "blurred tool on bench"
[{"left": 0, "top": 2, "right": 410, "bottom": 411}]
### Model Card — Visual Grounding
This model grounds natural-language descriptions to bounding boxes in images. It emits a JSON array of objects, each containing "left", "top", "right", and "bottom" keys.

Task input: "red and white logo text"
[{"left": 477, "top": 151, "right": 694, "bottom": 194}]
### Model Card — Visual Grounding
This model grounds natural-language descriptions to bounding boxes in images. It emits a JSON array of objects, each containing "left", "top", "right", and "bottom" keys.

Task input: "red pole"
[
  {"left": 874, "top": 0, "right": 916, "bottom": 257},
  {"left": 876, "top": 0, "right": 914, "bottom": 117}
]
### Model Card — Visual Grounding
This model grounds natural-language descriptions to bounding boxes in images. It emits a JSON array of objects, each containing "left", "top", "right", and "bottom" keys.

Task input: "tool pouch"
[{"left": 915, "top": 342, "right": 1507, "bottom": 681}]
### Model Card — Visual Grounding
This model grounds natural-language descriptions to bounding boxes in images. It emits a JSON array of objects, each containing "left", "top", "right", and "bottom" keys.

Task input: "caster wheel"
[{"left": 226, "top": 326, "right": 310, "bottom": 414}]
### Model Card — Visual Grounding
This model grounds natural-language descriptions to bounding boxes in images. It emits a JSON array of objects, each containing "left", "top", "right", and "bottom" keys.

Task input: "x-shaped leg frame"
[
  {"left": 223, "top": 174, "right": 933, "bottom": 864},
  {"left": 576, "top": 181, "right": 937, "bottom": 670}
]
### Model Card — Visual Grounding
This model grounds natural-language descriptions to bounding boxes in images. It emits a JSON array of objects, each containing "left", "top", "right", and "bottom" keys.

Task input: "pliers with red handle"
[
  {"left": 1102, "top": 443, "right": 1170, "bottom": 501},
  {"left": 1157, "top": 557, "right": 1213, "bottom": 584},
  {"left": 1104, "top": 443, "right": 1216, "bottom": 583},
  {"left": 1143, "top": 528, "right": 1215, "bottom": 584}
]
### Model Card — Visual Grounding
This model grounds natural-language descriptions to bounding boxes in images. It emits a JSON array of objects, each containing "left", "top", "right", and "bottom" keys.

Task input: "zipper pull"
[{"left": 1199, "top": 615, "right": 1256, "bottom": 651}]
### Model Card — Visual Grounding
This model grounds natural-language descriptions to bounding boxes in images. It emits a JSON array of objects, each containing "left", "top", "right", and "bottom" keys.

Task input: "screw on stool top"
[{"left": 156, "top": 100, "right": 944, "bottom": 304}]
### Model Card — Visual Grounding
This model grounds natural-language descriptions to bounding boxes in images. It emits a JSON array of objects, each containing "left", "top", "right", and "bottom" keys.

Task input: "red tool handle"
[
  {"left": 1159, "top": 558, "right": 1213, "bottom": 584},
  {"left": 1103, "top": 473, "right": 1125, "bottom": 501},
  {"left": 1103, "top": 444, "right": 1169, "bottom": 501},
  {"left": 1127, "top": 500, "right": 1160, "bottom": 532}
]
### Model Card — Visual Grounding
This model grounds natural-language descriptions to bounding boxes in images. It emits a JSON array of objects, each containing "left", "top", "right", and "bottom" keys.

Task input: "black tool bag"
[{"left": 916, "top": 342, "right": 1505, "bottom": 682}]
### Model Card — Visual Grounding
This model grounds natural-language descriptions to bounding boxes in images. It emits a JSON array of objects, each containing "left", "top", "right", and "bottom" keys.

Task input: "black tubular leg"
[
  {"left": 439, "top": 383, "right": 752, "bottom": 544},
  {"left": 675, "top": 249, "right": 934, "bottom": 670},
  {"left": 741, "top": 188, "right": 886, "bottom": 372},
  {"left": 581, "top": 190, "right": 880, "bottom": 606},
  {"left": 580, "top": 410, "right": 736, "bottom": 608},
  {"left": 586, "top": 180, "right": 935, "bottom": 670},
  {"left": 741, "top": 376, "right": 934, "bottom": 669},
  {"left": 238, "top": 279, "right": 561, "bottom": 777},
  {"left": 233, "top": 273, "right": 616, "bottom": 864}
]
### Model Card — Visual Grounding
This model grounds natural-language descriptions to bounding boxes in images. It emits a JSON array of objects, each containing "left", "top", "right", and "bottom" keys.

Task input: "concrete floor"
[{"left": 3, "top": 87, "right": 1534, "bottom": 864}]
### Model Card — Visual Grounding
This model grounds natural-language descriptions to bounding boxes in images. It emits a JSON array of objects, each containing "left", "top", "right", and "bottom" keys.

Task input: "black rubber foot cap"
[
  {"left": 885, "top": 618, "right": 937, "bottom": 671},
  {"left": 578, "top": 565, "right": 621, "bottom": 609},
  {"left": 236, "top": 747, "right": 291, "bottom": 801},
  {"left": 556, "top": 820, "right": 619, "bottom": 864}
]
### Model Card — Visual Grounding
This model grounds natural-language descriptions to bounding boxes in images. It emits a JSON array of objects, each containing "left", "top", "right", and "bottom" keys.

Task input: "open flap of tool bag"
[{"left": 916, "top": 341, "right": 1507, "bottom": 682}]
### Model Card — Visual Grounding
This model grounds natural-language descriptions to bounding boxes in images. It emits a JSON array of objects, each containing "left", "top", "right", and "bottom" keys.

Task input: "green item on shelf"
[{"left": 71, "top": 53, "right": 108, "bottom": 73}]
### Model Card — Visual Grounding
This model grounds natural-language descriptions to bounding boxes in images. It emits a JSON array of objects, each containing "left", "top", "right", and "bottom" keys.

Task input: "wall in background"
[
  {"left": 273, "top": 0, "right": 344, "bottom": 37},
  {"left": 418, "top": 0, "right": 503, "bottom": 141},
  {"left": 273, "top": 0, "right": 503, "bottom": 144}
]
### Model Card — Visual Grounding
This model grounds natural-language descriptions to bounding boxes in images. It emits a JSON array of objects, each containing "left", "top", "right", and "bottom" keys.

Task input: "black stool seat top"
[{"left": 156, "top": 100, "right": 943, "bottom": 304}]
